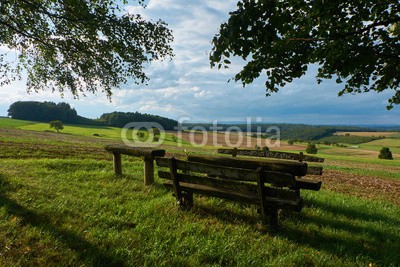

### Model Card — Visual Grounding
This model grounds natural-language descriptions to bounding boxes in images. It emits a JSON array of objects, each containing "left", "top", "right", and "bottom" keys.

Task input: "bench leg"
[
  {"left": 181, "top": 191, "right": 193, "bottom": 210},
  {"left": 113, "top": 152, "right": 122, "bottom": 176},
  {"left": 144, "top": 157, "right": 154, "bottom": 185},
  {"left": 268, "top": 207, "right": 279, "bottom": 228}
]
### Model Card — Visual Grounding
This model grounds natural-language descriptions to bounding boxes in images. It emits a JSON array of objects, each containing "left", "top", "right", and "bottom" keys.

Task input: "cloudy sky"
[{"left": 1, "top": 0, "right": 399, "bottom": 125}]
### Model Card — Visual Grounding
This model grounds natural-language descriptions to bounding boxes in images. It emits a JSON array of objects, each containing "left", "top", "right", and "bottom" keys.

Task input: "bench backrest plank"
[
  {"left": 187, "top": 155, "right": 308, "bottom": 176},
  {"left": 158, "top": 171, "right": 299, "bottom": 201},
  {"left": 156, "top": 157, "right": 296, "bottom": 186}
]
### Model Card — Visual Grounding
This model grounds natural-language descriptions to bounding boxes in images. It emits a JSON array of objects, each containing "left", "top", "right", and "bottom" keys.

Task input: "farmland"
[{"left": 0, "top": 118, "right": 400, "bottom": 266}]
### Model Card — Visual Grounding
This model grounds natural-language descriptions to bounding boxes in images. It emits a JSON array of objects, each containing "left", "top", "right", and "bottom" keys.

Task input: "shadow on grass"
[
  {"left": 277, "top": 198, "right": 400, "bottom": 265},
  {"left": 180, "top": 194, "right": 400, "bottom": 265},
  {"left": 192, "top": 203, "right": 259, "bottom": 226},
  {"left": 0, "top": 174, "right": 126, "bottom": 266}
]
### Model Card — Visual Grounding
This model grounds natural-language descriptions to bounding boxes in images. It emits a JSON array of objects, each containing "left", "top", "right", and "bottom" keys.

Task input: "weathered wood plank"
[
  {"left": 113, "top": 152, "right": 122, "bottom": 176},
  {"left": 158, "top": 171, "right": 299, "bottom": 201},
  {"left": 156, "top": 157, "right": 296, "bottom": 186},
  {"left": 293, "top": 178, "right": 322, "bottom": 191},
  {"left": 144, "top": 157, "right": 155, "bottom": 185},
  {"left": 307, "top": 166, "right": 323, "bottom": 175},
  {"left": 187, "top": 155, "right": 308, "bottom": 176},
  {"left": 256, "top": 168, "right": 269, "bottom": 225},
  {"left": 104, "top": 145, "right": 165, "bottom": 158},
  {"left": 163, "top": 181, "right": 303, "bottom": 211},
  {"left": 266, "top": 151, "right": 324, "bottom": 163},
  {"left": 218, "top": 148, "right": 266, "bottom": 157},
  {"left": 217, "top": 148, "right": 324, "bottom": 163}
]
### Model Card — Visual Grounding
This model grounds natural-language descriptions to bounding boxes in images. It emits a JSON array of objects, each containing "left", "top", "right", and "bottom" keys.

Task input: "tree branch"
[
  {"left": 344, "top": 17, "right": 400, "bottom": 37},
  {"left": 287, "top": 17, "right": 400, "bottom": 43}
]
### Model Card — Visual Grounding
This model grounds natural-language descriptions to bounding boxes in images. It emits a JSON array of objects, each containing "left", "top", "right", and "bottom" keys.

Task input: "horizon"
[
  {"left": 2, "top": 110, "right": 400, "bottom": 128},
  {"left": 1, "top": 0, "right": 400, "bottom": 125}
]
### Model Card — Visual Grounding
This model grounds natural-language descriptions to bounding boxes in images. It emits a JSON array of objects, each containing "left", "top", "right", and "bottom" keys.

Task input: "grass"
[
  {"left": 0, "top": 118, "right": 37, "bottom": 128},
  {"left": 1, "top": 158, "right": 399, "bottom": 266},
  {"left": 1, "top": 118, "right": 400, "bottom": 266}
]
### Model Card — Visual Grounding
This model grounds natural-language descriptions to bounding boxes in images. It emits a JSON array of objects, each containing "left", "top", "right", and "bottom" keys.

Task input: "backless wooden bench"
[{"left": 104, "top": 145, "right": 165, "bottom": 185}]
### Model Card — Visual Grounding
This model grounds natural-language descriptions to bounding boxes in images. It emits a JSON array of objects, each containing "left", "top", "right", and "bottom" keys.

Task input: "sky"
[{"left": 0, "top": 0, "right": 399, "bottom": 125}]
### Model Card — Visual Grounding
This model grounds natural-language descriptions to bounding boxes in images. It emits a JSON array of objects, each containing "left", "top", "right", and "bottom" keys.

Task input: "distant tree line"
[
  {"left": 183, "top": 123, "right": 395, "bottom": 142},
  {"left": 7, "top": 101, "right": 177, "bottom": 130},
  {"left": 99, "top": 111, "right": 177, "bottom": 130},
  {"left": 8, "top": 101, "right": 84, "bottom": 124}
]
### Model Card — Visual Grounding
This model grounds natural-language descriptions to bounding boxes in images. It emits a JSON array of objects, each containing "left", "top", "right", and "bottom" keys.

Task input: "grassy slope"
[{"left": 0, "top": 118, "right": 400, "bottom": 266}]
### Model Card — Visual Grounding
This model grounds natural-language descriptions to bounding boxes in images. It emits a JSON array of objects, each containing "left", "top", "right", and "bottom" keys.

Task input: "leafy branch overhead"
[
  {"left": 0, "top": 0, "right": 173, "bottom": 98},
  {"left": 210, "top": 0, "right": 400, "bottom": 109}
]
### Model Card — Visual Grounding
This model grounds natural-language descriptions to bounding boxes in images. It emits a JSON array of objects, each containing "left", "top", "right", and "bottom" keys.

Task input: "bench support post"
[
  {"left": 144, "top": 156, "right": 155, "bottom": 185},
  {"left": 168, "top": 157, "right": 185, "bottom": 208},
  {"left": 256, "top": 168, "right": 268, "bottom": 226},
  {"left": 268, "top": 207, "right": 279, "bottom": 228},
  {"left": 113, "top": 152, "right": 122, "bottom": 176}
]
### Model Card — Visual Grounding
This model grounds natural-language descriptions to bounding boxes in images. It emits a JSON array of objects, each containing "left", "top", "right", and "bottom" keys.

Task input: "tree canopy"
[
  {"left": 49, "top": 120, "right": 64, "bottom": 132},
  {"left": 0, "top": 0, "right": 173, "bottom": 98},
  {"left": 8, "top": 101, "right": 79, "bottom": 123},
  {"left": 210, "top": 0, "right": 400, "bottom": 109}
]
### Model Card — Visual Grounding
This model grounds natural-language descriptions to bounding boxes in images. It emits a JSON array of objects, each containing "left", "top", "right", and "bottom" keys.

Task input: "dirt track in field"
[{"left": 171, "top": 131, "right": 305, "bottom": 150}]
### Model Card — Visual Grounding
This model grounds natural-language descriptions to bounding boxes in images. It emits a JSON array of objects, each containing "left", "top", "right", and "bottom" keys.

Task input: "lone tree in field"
[
  {"left": 0, "top": 1, "right": 173, "bottom": 98},
  {"left": 49, "top": 120, "right": 64, "bottom": 133},
  {"left": 378, "top": 147, "right": 393, "bottom": 160},
  {"left": 306, "top": 143, "right": 318, "bottom": 154},
  {"left": 210, "top": 1, "right": 400, "bottom": 109}
]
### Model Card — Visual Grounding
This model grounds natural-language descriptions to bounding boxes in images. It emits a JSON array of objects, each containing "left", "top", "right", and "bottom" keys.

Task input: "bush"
[
  {"left": 287, "top": 139, "right": 294, "bottom": 145},
  {"left": 378, "top": 147, "right": 393, "bottom": 160},
  {"left": 306, "top": 143, "right": 318, "bottom": 154}
]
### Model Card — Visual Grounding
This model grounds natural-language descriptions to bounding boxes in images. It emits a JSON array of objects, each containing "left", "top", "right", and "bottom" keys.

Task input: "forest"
[
  {"left": 183, "top": 123, "right": 396, "bottom": 142},
  {"left": 7, "top": 101, "right": 178, "bottom": 130}
]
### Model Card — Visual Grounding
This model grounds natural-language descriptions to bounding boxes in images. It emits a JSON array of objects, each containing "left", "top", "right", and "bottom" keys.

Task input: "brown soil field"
[
  {"left": 335, "top": 131, "right": 399, "bottom": 137},
  {"left": 170, "top": 131, "right": 305, "bottom": 150},
  {"left": 320, "top": 170, "right": 400, "bottom": 206}
]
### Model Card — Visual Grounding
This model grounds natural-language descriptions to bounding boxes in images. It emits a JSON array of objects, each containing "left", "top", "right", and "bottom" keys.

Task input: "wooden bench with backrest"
[
  {"left": 187, "top": 155, "right": 322, "bottom": 192},
  {"left": 155, "top": 156, "right": 307, "bottom": 227}
]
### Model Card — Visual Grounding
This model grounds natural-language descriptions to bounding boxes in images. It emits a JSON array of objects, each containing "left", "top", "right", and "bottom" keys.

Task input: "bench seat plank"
[
  {"left": 293, "top": 178, "right": 322, "bottom": 191},
  {"left": 163, "top": 181, "right": 303, "bottom": 211},
  {"left": 217, "top": 148, "right": 324, "bottom": 163},
  {"left": 104, "top": 145, "right": 165, "bottom": 158}
]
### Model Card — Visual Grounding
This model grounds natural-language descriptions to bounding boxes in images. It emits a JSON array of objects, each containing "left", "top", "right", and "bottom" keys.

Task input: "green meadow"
[{"left": 0, "top": 118, "right": 399, "bottom": 266}]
